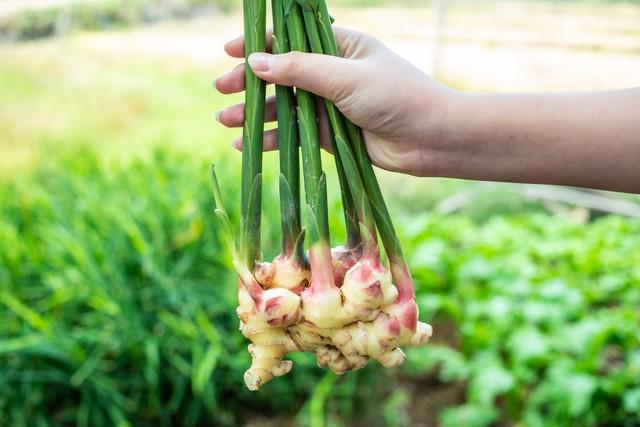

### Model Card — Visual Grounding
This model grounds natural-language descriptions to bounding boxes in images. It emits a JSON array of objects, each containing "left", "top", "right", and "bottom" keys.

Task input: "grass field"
[{"left": 1, "top": 2, "right": 640, "bottom": 426}]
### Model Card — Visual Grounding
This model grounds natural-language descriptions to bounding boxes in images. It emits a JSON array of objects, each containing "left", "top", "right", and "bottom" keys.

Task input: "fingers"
[
  {"left": 220, "top": 28, "right": 368, "bottom": 155},
  {"left": 332, "top": 27, "right": 371, "bottom": 58},
  {"left": 224, "top": 30, "right": 274, "bottom": 58},
  {"left": 233, "top": 128, "right": 279, "bottom": 152},
  {"left": 218, "top": 27, "right": 371, "bottom": 97},
  {"left": 228, "top": 113, "right": 333, "bottom": 157},
  {"left": 231, "top": 125, "right": 333, "bottom": 155},
  {"left": 217, "top": 96, "right": 278, "bottom": 128},
  {"left": 220, "top": 96, "right": 333, "bottom": 156},
  {"left": 332, "top": 27, "right": 351, "bottom": 46},
  {"left": 247, "top": 51, "right": 358, "bottom": 102},
  {"left": 215, "top": 63, "right": 246, "bottom": 94}
]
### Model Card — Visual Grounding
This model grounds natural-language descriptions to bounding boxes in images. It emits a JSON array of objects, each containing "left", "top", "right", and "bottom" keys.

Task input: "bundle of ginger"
[{"left": 210, "top": 0, "right": 431, "bottom": 391}]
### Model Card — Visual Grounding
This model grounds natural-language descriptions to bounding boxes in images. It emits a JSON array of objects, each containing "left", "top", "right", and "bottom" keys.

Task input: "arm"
[
  {"left": 215, "top": 28, "right": 640, "bottom": 194},
  {"left": 439, "top": 90, "right": 640, "bottom": 193}
]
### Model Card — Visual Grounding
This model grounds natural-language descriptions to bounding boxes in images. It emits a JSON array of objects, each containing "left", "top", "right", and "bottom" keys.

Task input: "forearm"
[{"left": 431, "top": 89, "right": 640, "bottom": 193}]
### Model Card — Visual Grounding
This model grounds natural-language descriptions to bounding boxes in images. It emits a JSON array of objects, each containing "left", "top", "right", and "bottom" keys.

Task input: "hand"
[
  {"left": 214, "top": 27, "right": 454, "bottom": 176},
  {"left": 215, "top": 27, "right": 640, "bottom": 192}
]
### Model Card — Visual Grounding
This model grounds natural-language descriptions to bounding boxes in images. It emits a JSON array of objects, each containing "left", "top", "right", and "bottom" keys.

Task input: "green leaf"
[
  {"left": 382, "top": 390, "right": 411, "bottom": 427},
  {"left": 192, "top": 344, "right": 220, "bottom": 396},
  {"left": 561, "top": 374, "right": 598, "bottom": 416},
  {"left": 508, "top": 327, "right": 550, "bottom": 363},
  {"left": 624, "top": 387, "right": 640, "bottom": 413},
  {"left": 209, "top": 164, "right": 236, "bottom": 255},
  {"left": 144, "top": 338, "right": 160, "bottom": 389},
  {"left": 0, "top": 334, "right": 43, "bottom": 355},
  {"left": 469, "top": 354, "right": 514, "bottom": 406},
  {"left": 404, "top": 346, "right": 469, "bottom": 382},
  {"left": 309, "top": 371, "right": 338, "bottom": 427},
  {"left": 0, "top": 291, "right": 50, "bottom": 332},
  {"left": 557, "top": 318, "right": 606, "bottom": 355},
  {"left": 440, "top": 404, "right": 498, "bottom": 427}
]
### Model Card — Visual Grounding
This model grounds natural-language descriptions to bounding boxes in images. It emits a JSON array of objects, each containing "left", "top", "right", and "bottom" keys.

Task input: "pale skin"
[{"left": 215, "top": 27, "right": 640, "bottom": 194}]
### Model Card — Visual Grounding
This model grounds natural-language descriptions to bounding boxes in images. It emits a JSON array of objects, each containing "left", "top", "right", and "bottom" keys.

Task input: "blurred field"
[
  {"left": 1, "top": 1, "right": 640, "bottom": 426},
  {"left": 2, "top": 1, "right": 640, "bottom": 171}
]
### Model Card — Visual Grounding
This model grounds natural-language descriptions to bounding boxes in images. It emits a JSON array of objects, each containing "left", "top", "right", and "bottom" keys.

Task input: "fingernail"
[
  {"left": 232, "top": 138, "right": 242, "bottom": 150},
  {"left": 215, "top": 111, "right": 222, "bottom": 123},
  {"left": 248, "top": 53, "right": 274, "bottom": 72}
]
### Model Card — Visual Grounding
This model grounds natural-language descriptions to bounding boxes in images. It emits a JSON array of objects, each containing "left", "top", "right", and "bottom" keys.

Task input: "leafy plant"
[{"left": 1, "top": 144, "right": 638, "bottom": 425}]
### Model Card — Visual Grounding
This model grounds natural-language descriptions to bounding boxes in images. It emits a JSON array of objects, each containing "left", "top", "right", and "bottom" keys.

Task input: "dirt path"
[{"left": 3, "top": 3, "right": 638, "bottom": 92}]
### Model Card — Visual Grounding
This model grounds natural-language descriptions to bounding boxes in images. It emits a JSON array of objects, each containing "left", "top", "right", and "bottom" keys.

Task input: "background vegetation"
[
  {"left": 3, "top": 0, "right": 640, "bottom": 41},
  {"left": 1, "top": 0, "right": 639, "bottom": 426},
  {"left": 0, "top": 0, "right": 230, "bottom": 41}
]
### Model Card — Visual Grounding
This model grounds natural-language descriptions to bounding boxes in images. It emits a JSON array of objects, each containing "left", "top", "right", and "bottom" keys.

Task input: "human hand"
[{"left": 214, "top": 27, "right": 454, "bottom": 176}]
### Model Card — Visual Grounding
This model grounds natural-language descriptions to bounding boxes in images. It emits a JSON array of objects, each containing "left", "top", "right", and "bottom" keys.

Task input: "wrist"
[{"left": 415, "top": 85, "right": 470, "bottom": 177}]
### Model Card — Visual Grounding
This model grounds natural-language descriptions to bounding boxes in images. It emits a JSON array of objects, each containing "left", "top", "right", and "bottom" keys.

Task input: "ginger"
[
  {"left": 236, "top": 264, "right": 433, "bottom": 389},
  {"left": 211, "top": 0, "right": 433, "bottom": 392}
]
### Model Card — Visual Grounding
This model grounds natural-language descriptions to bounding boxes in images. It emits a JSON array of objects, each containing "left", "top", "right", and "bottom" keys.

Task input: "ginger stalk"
[
  {"left": 209, "top": 0, "right": 433, "bottom": 391},
  {"left": 255, "top": 0, "right": 311, "bottom": 294}
]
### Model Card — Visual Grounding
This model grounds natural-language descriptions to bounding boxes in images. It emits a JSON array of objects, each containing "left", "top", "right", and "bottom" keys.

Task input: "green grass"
[
  {"left": 1, "top": 28, "right": 639, "bottom": 427},
  {"left": 0, "top": 48, "right": 233, "bottom": 172}
]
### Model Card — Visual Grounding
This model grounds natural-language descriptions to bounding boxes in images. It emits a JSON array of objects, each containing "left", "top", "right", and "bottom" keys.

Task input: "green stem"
[
  {"left": 336, "top": 148, "right": 361, "bottom": 249},
  {"left": 347, "top": 121, "right": 405, "bottom": 263},
  {"left": 240, "top": 0, "right": 267, "bottom": 269},
  {"left": 313, "top": 0, "right": 414, "bottom": 301},
  {"left": 336, "top": 144, "right": 361, "bottom": 249},
  {"left": 298, "top": 5, "right": 361, "bottom": 249},
  {"left": 210, "top": 166, "right": 265, "bottom": 302},
  {"left": 273, "top": 0, "right": 302, "bottom": 257},
  {"left": 285, "top": 1, "right": 330, "bottom": 249},
  {"left": 301, "top": 3, "right": 375, "bottom": 242}
]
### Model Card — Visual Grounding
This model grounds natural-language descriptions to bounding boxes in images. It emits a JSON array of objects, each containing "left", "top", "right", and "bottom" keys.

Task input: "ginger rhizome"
[{"left": 210, "top": 0, "right": 432, "bottom": 391}]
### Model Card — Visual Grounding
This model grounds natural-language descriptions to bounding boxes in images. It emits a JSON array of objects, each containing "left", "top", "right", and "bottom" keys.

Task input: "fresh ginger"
[
  {"left": 211, "top": 0, "right": 433, "bottom": 392},
  {"left": 235, "top": 255, "right": 432, "bottom": 389}
]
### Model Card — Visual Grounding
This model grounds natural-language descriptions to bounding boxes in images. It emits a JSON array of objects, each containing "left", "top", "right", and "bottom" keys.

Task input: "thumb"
[{"left": 248, "top": 52, "right": 355, "bottom": 102}]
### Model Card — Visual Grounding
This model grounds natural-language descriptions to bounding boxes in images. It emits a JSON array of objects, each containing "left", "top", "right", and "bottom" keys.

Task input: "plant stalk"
[
  {"left": 300, "top": 4, "right": 375, "bottom": 243},
  {"left": 312, "top": 0, "right": 415, "bottom": 302},
  {"left": 285, "top": 0, "right": 337, "bottom": 296},
  {"left": 285, "top": 1, "right": 330, "bottom": 249},
  {"left": 240, "top": 0, "right": 267, "bottom": 269},
  {"left": 273, "top": 0, "right": 302, "bottom": 257}
]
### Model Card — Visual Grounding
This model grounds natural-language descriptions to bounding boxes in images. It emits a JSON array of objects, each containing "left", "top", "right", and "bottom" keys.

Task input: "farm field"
[{"left": 1, "top": 1, "right": 639, "bottom": 426}]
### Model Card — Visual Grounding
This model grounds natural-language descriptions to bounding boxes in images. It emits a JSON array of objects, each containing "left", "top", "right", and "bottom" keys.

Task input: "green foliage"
[
  {"left": 0, "top": 148, "right": 298, "bottom": 426},
  {"left": 0, "top": 145, "right": 409, "bottom": 426},
  {"left": 1, "top": 144, "right": 638, "bottom": 426},
  {"left": 404, "top": 213, "right": 640, "bottom": 426}
]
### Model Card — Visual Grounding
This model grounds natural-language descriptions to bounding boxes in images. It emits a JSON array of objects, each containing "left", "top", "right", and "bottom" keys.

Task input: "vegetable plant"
[{"left": 211, "top": 0, "right": 431, "bottom": 390}]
